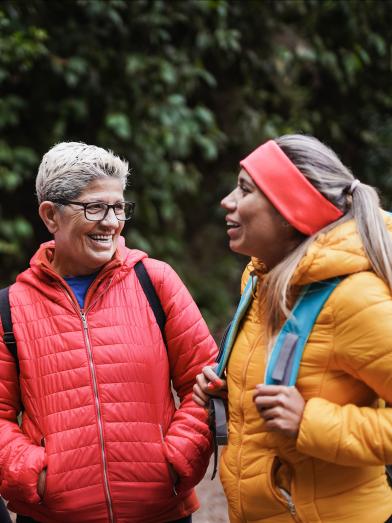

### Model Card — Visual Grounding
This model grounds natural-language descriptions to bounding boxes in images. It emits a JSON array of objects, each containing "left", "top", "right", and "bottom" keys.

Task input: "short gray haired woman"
[
  {"left": 193, "top": 134, "right": 392, "bottom": 522},
  {"left": 0, "top": 142, "right": 217, "bottom": 523}
]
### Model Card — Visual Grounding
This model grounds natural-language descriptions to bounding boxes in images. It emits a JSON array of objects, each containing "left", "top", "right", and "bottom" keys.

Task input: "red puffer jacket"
[{"left": 0, "top": 240, "right": 217, "bottom": 523}]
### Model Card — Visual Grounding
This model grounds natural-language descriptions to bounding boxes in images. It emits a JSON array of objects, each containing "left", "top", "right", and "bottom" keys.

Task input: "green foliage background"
[{"left": 1, "top": 0, "right": 392, "bottom": 334}]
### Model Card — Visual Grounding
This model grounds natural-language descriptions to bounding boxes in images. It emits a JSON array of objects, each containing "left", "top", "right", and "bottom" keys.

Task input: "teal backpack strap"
[
  {"left": 209, "top": 274, "right": 257, "bottom": 480},
  {"left": 216, "top": 275, "right": 257, "bottom": 377},
  {"left": 265, "top": 277, "right": 342, "bottom": 386}
]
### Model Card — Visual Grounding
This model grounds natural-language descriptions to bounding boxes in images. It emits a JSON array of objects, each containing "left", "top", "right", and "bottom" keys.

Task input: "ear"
[{"left": 38, "top": 201, "right": 61, "bottom": 234}]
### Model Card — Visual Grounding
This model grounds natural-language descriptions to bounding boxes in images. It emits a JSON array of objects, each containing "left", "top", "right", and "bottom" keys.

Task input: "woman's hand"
[
  {"left": 253, "top": 384, "right": 305, "bottom": 438},
  {"left": 192, "top": 366, "right": 227, "bottom": 407},
  {"left": 37, "top": 468, "right": 47, "bottom": 498}
]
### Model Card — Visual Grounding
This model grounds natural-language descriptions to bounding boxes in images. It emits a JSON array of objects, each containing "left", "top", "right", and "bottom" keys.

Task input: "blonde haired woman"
[{"left": 193, "top": 135, "right": 392, "bottom": 522}]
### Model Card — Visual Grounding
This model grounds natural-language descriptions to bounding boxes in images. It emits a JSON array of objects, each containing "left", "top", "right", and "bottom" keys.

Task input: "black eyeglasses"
[{"left": 52, "top": 199, "right": 135, "bottom": 221}]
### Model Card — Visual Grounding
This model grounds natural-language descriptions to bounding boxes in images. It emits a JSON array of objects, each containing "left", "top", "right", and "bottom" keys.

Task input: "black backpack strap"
[
  {"left": 387, "top": 464, "right": 392, "bottom": 487},
  {"left": 0, "top": 286, "right": 19, "bottom": 375},
  {"left": 134, "top": 260, "right": 167, "bottom": 347},
  {"left": 0, "top": 287, "right": 17, "bottom": 356},
  {"left": 208, "top": 397, "right": 228, "bottom": 480}
]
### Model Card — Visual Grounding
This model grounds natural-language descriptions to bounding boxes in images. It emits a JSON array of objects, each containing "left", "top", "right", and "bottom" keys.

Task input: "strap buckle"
[{"left": 3, "top": 331, "right": 16, "bottom": 345}]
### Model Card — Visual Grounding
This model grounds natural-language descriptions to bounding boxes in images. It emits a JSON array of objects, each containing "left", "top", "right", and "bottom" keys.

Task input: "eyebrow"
[
  {"left": 79, "top": 199, "right": 125, "bottom": 204},
  {"left": 238, "top": 174, "right": 256, "bottom": 189}
]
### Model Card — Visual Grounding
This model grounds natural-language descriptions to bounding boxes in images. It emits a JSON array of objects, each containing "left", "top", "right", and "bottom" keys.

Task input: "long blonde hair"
[{"left": 262, "top": 134, "right": 392, "bottom": 338}]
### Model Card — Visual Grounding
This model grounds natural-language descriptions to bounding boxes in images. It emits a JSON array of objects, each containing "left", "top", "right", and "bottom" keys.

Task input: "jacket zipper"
[
  {"left": 58, "top": 283, "right": 115, "bottom": 523},
  {"left": 81, "top": 311, "right": 115, "bottom": 523},
  {"left": 237, "top": 331, "right": 264, "bottom": 514},
  {"left": 279, "top": 487, "right": 299, "bottom": 521}
]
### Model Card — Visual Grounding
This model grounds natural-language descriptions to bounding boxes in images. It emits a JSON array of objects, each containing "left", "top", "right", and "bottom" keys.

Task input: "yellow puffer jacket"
[{"left": 220, "top": 217, "right": 392, "bottom": 523}]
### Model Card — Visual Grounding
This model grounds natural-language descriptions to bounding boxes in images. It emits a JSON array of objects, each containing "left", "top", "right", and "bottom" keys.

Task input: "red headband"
[{"left": 239, "top": 140, "right": 343, "bottom": 235}]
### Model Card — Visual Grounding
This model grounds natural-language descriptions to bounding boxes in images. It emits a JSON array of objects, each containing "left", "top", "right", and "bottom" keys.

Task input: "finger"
[
  {"left": 193, "top": 381, "right": 209, "bottom": 397},
  {"left": 192, "top": 383, "right": 209, "bottom": 406},
  {"left": 192, "top": 391, "right": 208, "bottom": 407},
  {"left": 203, "top": 366, "right": 223, "bottom": 386},
  {"left": 258, "top": 406, "right": 283, "bottom": 421},
  {"left": 195, "top": 373, "right": 210, "bottom": 392},
  {"left": 263, "top": 417, "right": 299, "bottom": 438},
  {"left": 254, "top": 389, "right": 295, "bottom": 410},
  {"left": 253, "top": 388, "right": 288, "bottom": 405},
  {"left": 207, "top": 378, "right": 227, "bottom": 392},
  {"left": 254, "top": 384, "right": 290, "bottom": 395},
  {"left": 263, "top": 418, "right": 284, "bottom": 433},
  {"left": 192, "top": 384, "right": 227, "bottom": 406},
  {"left": 253, "top": 395, "right": 280, "bottom": 410}
]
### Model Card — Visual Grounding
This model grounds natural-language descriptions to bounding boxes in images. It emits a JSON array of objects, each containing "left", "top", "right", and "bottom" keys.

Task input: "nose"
[
  {"left": 221, "top": 188, "right": 237, "bottom": 211},
  {"left": 101, "top": 207, "right": 120, "bottom": 225}
]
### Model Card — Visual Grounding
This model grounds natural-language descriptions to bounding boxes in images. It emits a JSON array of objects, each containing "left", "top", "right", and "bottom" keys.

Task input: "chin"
[
  {"left": 87, "top": 254, "right": 113, "bottom": 270},
  {"left": 229, "top": 242, "right": 247, "bottom": 257}
]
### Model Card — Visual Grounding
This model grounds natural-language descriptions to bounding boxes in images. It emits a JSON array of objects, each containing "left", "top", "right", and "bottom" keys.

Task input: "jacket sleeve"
[
  {"left": 0, "top": 324, "right": 47, "bottom": 504},
  {"left": 296, "top": 273, "right": 392, "bottom": 467},
  {"left": 149, "top": 260, "right": 218, "bottom": 491}
]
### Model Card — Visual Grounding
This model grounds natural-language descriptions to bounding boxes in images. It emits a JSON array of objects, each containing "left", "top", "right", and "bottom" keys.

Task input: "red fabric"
[
  {"left": 240, "top": 140, "right": 343, "bottom": 235},
  {"left": 0, "top": 240, "right": 217, "bottom": 523}
]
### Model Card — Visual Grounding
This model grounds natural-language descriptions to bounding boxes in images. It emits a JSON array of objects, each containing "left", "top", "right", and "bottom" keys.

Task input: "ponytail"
[{"left": 350, "top": 183, "right": 392, "bottom": 289}]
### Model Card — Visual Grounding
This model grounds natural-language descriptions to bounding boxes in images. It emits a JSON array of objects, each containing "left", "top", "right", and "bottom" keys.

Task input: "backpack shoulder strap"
[
  {"left": 215, "top": 275, "right": 256, "bottom": 377},
  {"left": 265, "top": 277, "right": 343, "bottom": 386},
  {"left": 0, "top": 286, "right": 18, "bottom": 361},
  {"left": 134, "top": 260, "right": 167, "bottom": 347},
  {"left": 209, "top": 275, "right": 256, "bottom": 480}
]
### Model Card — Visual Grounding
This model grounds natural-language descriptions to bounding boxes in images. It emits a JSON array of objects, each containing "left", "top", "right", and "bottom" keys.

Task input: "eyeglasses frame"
[{"left": 51, "top": 198, "right": 135, "bottom": 222}]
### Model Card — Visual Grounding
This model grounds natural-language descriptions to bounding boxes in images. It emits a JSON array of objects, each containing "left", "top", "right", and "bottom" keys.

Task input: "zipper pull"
[
  {"left": 279, "top": 487, "right": 297, "bottom": 518},
  {"left": 80, "top": 311, "right": 87, "bottom": 330},
  {"left": 287, "top": 499, "right": 296, "bottom": 516}
]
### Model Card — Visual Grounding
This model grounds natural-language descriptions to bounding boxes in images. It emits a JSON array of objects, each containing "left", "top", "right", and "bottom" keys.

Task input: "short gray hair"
[{"left": 36, "top": 142, "right": 129, "bottom": 203}]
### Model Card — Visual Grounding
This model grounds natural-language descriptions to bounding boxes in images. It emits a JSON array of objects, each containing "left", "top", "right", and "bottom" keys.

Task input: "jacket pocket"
[
  {"left": 158, "top": 424, "right": 178, "bottom": 496},
  {"left": 240, "top": 454, "right": 297, "bottom": 521},
  {"left": 269, "top": 456, "right": 300, "bottom": 522},
  {"left": 39, "top": 437, "right": 51, "bottom": 505},
  {"left": 39, "top": 435, "right": 58, "bottom": 509}
]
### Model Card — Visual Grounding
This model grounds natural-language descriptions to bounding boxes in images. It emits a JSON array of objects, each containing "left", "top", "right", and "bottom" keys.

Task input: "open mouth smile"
[
  {"left": 88, "top": 234, "right": 114, "bottom": 245},
  {"left": 226, "top": 221, "right": 240, "bottom": 230}
]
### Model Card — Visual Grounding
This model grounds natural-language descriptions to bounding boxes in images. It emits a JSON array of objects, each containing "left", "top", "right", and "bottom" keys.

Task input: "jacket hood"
[
  {"left": 16, "top": 236, "right": 148, "bottom": 292},
  {"left": 292, "top": 211, "right": 392, "bottom": 285}
]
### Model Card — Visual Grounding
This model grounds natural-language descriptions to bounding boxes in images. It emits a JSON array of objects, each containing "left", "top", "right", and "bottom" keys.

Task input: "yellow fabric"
[{"left": 220, "top": 215, "right": 392, "bottom": 522}]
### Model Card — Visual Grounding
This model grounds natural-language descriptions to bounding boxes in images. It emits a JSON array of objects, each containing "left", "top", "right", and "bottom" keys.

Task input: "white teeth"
[
  {"left": 227, "top": 222, "right": 239, "bottom": 228},
  {"left": 90, "top": 235, "right": 112, "bottom": 241}
]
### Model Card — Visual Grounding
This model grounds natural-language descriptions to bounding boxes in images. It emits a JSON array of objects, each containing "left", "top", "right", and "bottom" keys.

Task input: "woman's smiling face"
[
  {"left": 221, "top": 169, "right": 302, "bottom": 269},
  {"left": 47, "top": 177, "right": 125, "bottom": 277}
]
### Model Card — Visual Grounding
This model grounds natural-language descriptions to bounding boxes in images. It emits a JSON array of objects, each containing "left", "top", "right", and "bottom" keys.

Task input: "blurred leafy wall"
[{"left": 1, "top": 0, "right": 392, "bottom": 334}]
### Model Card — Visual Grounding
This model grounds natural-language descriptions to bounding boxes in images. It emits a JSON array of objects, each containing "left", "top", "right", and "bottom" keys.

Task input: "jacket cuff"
[
  {"left": 296, "top": 397, "right": 340, "bottom": 462},
  {"left": 1, "top": 446, "right": 47, "bottom": 504},
  {"left": 163, "top": 432, "right": 212, "bottom": 493}
]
